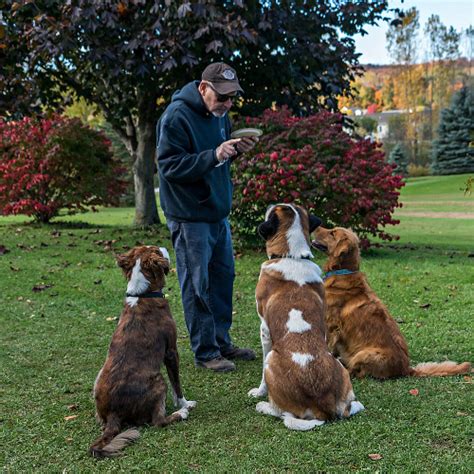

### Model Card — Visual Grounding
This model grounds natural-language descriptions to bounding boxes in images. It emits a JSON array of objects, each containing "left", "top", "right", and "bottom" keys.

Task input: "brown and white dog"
[
  {"left": 248, "top": 204, "right": 364, "bottom": 430},
  {"left": 90, "top": 246, "right": 196, "bottom": 458},
  {"left": 313, "top": 226, "right": 471, "bottom": 379}
]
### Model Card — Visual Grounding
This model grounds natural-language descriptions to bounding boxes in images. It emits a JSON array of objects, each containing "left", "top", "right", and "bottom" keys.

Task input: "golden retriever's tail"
[
  {"left": 410, "top": 361, "right": 471, "bottom": 377},
  {"left": 90, "top": 415, "right": 140, "bottom": 458}
]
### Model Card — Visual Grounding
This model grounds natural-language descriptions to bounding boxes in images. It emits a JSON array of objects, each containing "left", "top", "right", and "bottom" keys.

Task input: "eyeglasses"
[{"left": 206, "top": 83, "right": 238, "bottom": 103}]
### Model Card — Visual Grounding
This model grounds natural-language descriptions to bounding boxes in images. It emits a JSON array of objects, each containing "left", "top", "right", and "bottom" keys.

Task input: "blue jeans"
[{"left": 166, "top": 218, "right": 235, "bottom": 362}]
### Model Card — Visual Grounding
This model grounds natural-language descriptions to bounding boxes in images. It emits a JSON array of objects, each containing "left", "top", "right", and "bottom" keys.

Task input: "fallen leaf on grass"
[
  {"left": 94, "top": 239, "right": 118, "bottom": 251},
  {"left": 51, "top": 230, "right": 61, "bottom": 238},
  {"left": 17, "top": 243, "right": 35, "bottom": 251},
  {"left": 368, "top": 453, "right": 383, "bottom": 460},
  {"left": 10, "top": 266, "right": 20, "bottom": 272},
  {"left": 456, "top": 412, "right": 469, "bottom": 416},
  {"left": 94, "top": 279, "right": 102, "bottom": 285},
  {"left": 106, "top": 317, "right": 118, "bottom": 321},
  {"left": 409, "top": 388, "right": 419, "bottom": 396},
  {"left": 32, "top": 284, "right": 53, "bottom": 292},
  {"left": 463, "top": 376, "right": 472, "bottom": 383},
  {"left": 0, "top": 245, "right": 9, "bottom": 255},
  {"left": 64, "top": 415, "right": 78, "bottom": 421},
  {"left": 67, "top": 404, "right": 79, "bottom": 411},
  {"left": 419, "top": 303, "right": 431, "bottom": 309}
]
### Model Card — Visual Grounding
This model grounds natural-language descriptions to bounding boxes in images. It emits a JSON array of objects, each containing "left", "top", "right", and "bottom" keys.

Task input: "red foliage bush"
[
  {"left": 231, "top": 107, "right": 404, "bottom": 248},
  {"left": 0, "top": 115, "right": 126, "bottom": 223}
]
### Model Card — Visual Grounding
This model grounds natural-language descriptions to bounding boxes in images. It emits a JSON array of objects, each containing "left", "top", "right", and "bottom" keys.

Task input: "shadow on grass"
[{"left": 0, "top": 218, "right": 168, "bottom": 232}]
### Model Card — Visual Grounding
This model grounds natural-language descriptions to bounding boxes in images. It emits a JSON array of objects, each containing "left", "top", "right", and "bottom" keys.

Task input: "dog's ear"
[
  {"left": 258, "top": 211, "right": 279, "bottom": 240},
  {"left": 158, "top": 255, "right": 170, "bottom": 275},
  {"left": 146, "top": 252, "right": 170, "bottom": 276},
  {"left": 158, "top": 247, "right": 170, "bottom": 275},
  {"left": 333, "top": 237, "right": 350, "bottom": 259},
  {"left": 116, "top": 252, "right": 134, "bottom": 273},
  {"left": 309, "top": 214, "right": 322, "bottom": 233}
]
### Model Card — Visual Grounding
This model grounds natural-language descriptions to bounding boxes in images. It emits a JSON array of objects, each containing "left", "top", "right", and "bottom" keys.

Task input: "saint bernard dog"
[
  {"left": 313, "top": 226, "right": 471, "bottom": 379},
  {"left": 248, "top": 204, "right": 364, "bottom": 430},
  {"left": 90, "top": 246, "right": 196, "bottom": 458}
]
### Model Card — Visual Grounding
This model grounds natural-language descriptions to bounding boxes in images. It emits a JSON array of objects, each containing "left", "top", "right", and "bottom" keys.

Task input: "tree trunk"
[{"left": 133, "top": 121, "right": 160, "bottom": 226}]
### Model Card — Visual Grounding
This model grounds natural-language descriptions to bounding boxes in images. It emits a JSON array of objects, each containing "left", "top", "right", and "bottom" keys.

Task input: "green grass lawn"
[
  {"left": 395, "top": 173, "right": 474, "bottom": 213},
  {"left": 1, "top": 175, "right": 473, "bottom": 472}
]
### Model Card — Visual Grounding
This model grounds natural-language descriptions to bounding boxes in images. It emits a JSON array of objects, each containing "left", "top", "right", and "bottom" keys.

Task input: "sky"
[{"left": 353, "top": 0, "right": 473, "bottom": 65}]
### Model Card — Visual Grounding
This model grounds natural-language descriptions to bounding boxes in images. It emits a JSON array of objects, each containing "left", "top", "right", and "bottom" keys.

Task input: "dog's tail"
[
  {"left": 90, "top": 415, "right": 140, "bottom": 458},
  {"left": 410, "top": 360, "right": 471, "bottom": 377}
]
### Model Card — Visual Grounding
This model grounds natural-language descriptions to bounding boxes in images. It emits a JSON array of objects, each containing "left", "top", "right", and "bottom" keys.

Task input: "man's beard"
[{"left": 212, "top": 111, "right": 228, "bottom": 118}]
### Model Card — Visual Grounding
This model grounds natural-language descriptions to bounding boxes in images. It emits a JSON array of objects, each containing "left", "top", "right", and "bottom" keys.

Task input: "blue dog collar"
[{"left": 323, "top": 269, "right": 358, "bottom": 281}]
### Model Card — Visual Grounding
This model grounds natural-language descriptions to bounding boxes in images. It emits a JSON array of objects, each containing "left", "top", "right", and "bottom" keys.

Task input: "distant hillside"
[{"left": 338, "top": 58, "right": 471, "bottom": 113}]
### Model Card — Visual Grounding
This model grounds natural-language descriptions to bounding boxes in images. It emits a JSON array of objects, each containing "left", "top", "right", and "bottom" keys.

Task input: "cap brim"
[{"left": 212, "top": 81, "right": 244, "bottom": 95}]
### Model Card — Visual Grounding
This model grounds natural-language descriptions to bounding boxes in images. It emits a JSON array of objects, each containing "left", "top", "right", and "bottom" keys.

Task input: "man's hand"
[
  {"left": 235, "top": 136, "right": 259, "bottom": 154},
  {"left": 216, "top": 138, "right": 241, "bottom": 163}
]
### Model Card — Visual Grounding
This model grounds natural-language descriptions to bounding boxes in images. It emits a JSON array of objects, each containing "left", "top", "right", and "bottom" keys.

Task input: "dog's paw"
[
  {"left": 255, "top": 401, "right": 280, "bottom": 417},
  {"left": 248, "top": 387, "right": 267, "bottom": 398},
  {"left": 177, "top": 407, "right": 189, "bottom": 420},
  {"left": 349, "top": 401, "right": 365, "bottom": 416},
  {"left": 184, "top": 399, "right": 197, "bottom": 410},
  {"left": 178, "top": 397, "right": 197, "bottom": 410}
]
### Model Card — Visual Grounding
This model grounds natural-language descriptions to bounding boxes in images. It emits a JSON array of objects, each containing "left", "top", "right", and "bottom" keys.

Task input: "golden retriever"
[{"left": 312, "top": 227, "right": 471, "bottom": 379}]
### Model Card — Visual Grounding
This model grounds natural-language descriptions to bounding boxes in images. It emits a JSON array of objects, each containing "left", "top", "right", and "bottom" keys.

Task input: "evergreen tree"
[
  {"left": 432, "top": 87, "right": 474, "bottom": 175},
  {"left": 389, "top": 143, "right": 409, "bottom": 175}
]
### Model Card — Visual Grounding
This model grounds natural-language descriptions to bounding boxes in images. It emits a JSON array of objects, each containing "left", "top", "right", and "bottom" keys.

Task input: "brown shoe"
[
  {"left": 195, "top": 356, "right": 235, "bottom": 372},
  {"left": 221, "top": 346, "right": 256, "bottom": 361}
]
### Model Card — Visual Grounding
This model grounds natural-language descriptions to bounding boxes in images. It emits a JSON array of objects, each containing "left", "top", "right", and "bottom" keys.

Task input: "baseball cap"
[{"left": 201, "top": 62, "right": 244, "bottom": 95}]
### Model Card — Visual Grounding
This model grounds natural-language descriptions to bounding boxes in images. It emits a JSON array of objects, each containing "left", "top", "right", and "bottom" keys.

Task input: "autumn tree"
[
  {"left": 1, "top": 1, "right": 391, "bottom": 225},
  {"left": 387, "top": 7, "right": 423, "bottom": 161},
  {"left": 0, "top": 115, "right": 125, "bottom": 222},
  {"left": 424, "top": 15, "right": 461, "bottom": 140}
]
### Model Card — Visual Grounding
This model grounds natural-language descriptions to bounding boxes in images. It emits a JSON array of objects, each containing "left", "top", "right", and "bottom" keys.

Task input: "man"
[{"left": 156, "top": 62, "right": 258, "bottom": 372}]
